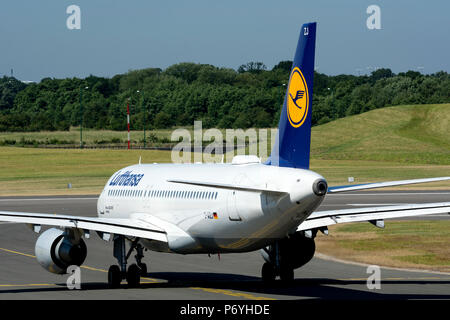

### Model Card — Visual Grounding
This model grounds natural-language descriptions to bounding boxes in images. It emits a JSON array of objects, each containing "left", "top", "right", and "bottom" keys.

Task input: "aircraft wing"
[
  {"left": 328, "top": 177, "right": 450, "bottom": 193},
  {"left": 0, "top": 211, "right": 167, "bottom": 242},
  {"left": 297, "top": 202, "right": 450, "bottom": 231}
]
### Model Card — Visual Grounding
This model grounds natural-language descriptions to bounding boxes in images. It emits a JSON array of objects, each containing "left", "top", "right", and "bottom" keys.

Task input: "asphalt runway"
[{"left": 0, "top": 191, "right": 449, "bottom": 300}]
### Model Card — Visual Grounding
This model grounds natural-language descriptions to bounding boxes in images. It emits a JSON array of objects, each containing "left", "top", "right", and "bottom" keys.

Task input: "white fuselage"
[{"left": 97, "top": 163, "right": 326, "bottom": 254}]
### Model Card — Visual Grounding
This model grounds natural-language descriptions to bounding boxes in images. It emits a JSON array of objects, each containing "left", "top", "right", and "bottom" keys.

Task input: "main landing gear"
[
  {"left": 108, "top": 236, "right": 148, "bottom": 288},
  {"left": 260, "top": 233, "right": 316, "bottom": 284},
  {"left": 260, "top": 241, "right": 295, "bottom": 283},
  {"left": 261, "top": 262, "right": 294, "bottom": 283}
]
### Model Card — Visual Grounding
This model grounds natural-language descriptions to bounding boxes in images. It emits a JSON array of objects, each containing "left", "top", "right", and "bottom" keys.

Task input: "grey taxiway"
[{"left": 0, "top": 190, "right": 449, "bottom": 300}]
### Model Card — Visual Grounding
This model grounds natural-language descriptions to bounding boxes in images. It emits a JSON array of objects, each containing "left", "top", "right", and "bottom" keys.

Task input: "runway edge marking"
[
  {"left": 0, "top": 247, "right": 275, "bottom": 299},
  {"left": 315, "top": 252, "right": 450, "bottom": 276}
]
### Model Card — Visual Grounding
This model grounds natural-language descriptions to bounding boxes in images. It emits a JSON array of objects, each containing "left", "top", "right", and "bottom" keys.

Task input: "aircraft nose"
[{"left": 312, "top": 179, "right": 328, "bottom": 196}]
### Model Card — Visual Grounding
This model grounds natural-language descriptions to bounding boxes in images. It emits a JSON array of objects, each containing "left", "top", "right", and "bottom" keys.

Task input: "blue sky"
[{"left": 1, "top": 0, "right": 449, "bottom": 82}]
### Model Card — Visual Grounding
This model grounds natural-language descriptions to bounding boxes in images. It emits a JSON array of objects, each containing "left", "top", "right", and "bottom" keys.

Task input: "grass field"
[
  {"left": 1, "top": 103, "right": 449, "bottom": 165},
  {"left": 0, "top": 103, "right": 448, "bottom": 195},
  {"left": 0, "top": 148, "right": 173, "bottom": 195},
  {"left": 0, "top": 148, "right": 448, "bottom": 196},
  {"left": 311, "top": 103, "right": 450, "bottom": 165},
  {"left": 315, "top": 220, "right": 450, "bottom": 273},
  {"left": 0, "top": 128, "right": 175, "bottom": 146},
  {"left": 0, "top": 104, "right": 448, "bottom": 271}
]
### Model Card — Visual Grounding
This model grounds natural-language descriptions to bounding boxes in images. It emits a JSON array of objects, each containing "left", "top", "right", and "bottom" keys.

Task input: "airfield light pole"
[
  {"left": 137, "top": 90, "right": 146, "bottom": 149},
  {"left": 327, "top": 87, "right": 335, "bottom": 119},
  {"left": 279, "top": 83, "right": 286, "bottom": 108},
  {"left": 79, "top": 86, "right": 88, "bottom": 149},
  {"left": 127, "top": 98, "right": 131, "bottom": 150},
  {"left": 143, "top": 94, "right": 146, "bottom": 149}
]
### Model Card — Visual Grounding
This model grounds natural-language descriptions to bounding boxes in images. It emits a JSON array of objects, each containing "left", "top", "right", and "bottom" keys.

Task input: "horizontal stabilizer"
[
  {"left": 328, "top": 177, "right": 450, "bottom": 193},
  {"left": 297, "top": 202, "right": 450, "bottom": 231}
]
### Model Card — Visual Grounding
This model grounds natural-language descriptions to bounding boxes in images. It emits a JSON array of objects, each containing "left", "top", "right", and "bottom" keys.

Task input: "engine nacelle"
[
  {"left": 35, "top": 228, "right": 87, "bottom": 274},
  {"left": 261, "top": 232, "right": 315, "bottom": 270}
]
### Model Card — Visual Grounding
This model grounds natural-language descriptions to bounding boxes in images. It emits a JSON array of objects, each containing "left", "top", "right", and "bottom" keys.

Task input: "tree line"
[{"left": 0, "top": 62, "right": 448, "bottom": 132}]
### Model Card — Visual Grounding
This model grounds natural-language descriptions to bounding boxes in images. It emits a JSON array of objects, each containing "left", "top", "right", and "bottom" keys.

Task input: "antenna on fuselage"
[{"left": 139, "top": 156, "right": 142, "bottom": 165}]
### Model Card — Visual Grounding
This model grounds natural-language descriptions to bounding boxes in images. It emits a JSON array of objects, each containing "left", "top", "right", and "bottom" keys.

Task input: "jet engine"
[
  {"left": 261, "top": 232, "right": 315, "bottom": 270},
  {"left": 35, "top": 228, "right": 87, "bottom": 274}
]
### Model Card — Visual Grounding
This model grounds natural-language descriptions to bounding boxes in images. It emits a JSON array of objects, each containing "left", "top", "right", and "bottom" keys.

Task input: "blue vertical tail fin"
[{"left": 268, "top": 22, "right": 316, "bottom": 169}]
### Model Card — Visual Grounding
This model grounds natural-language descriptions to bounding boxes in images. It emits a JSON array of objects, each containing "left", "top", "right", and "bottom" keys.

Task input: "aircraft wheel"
[
  {"left": 108, "top": 265, "right": 121, "bottom": 289},
  {"left": 279, "top": 266, "right": 294, "bottom": 282},
  {"left": 139, "top": 263, "right": 148, "bottom": 276},
  {"left": 127, "top": 263, "right": 141, "bottom": 288},
  {"left": 261, "top": 263, "right": 276, "bottom": 283}
]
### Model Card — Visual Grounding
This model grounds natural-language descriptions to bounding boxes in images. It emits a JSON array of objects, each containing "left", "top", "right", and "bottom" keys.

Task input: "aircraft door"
[
  {"left": 227, "top": 190, "right": 241, "bottom": 221},
  {"left": 227, "top": 173, "right": 248, "bottom": 221}
]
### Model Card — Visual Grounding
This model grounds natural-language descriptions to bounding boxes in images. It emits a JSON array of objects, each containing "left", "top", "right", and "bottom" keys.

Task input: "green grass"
[
  {"left": 1, "top": 103, "right": 448, "bottom": 164},
  {"left": 0, "top": 148, "right": 447, "bottom": 196},
  {"left": 315, "top": 221, "right": 450, "bottom": 271},
  {"left": 310, "top": 104, "right": 450, "bottom": 165},
  {"left": 0, "top": 148, "right": 173, "bottom": 195},
  {"left": 0, "top": 128, "right": 174, "bottom": 145},
  {"left": 311, "top": 159, "right": 449, "bottom": 187},
  {"left": 0, "top": 103, "right": 449, "bottom": 195}
]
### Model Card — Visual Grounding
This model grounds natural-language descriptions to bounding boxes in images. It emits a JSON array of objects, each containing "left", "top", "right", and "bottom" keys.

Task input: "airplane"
[{"left": 0, "top": 22, "right": 449, "bottom": 288}]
